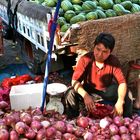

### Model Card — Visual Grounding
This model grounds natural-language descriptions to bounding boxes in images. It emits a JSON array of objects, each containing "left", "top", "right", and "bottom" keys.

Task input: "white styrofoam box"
[{"left": 10, "top": 83, "right": 45, "bottom": 110}]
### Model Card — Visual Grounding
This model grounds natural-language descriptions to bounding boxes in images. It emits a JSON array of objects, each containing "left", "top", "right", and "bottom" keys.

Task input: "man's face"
[{"left": 94, "top": 43, "right": 111, "bottom": 63}]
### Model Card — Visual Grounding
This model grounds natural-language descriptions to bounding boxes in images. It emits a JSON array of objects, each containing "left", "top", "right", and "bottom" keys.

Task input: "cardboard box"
[{"left": 10, "top": 83, "right": 45, "bottom": 110}]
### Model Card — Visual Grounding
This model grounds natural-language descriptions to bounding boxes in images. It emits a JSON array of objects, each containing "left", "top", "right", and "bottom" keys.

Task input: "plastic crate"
[{"left": 10, "top": 83, "right": 45, "bottom": 110}]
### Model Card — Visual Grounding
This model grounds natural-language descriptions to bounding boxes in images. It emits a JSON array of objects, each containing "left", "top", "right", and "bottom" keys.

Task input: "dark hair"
[{"left": 94, "top": 32, "right": 115, "bottom": 52}]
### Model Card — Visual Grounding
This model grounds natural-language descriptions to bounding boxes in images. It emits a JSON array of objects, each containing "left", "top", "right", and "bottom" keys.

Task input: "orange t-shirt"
[{"left": 72, "top": 52, "right": 126, "bottom": 91}]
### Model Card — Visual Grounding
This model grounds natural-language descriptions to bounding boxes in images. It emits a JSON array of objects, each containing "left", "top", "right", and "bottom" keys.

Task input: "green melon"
[
  {"left": 131, "top": 3, "right": 140, "bottom": 13},
  {"left": 73, "top": 4, "right": 83, "bottom": 13},
  {"left": 99, "top": 0, "right": 114, "bottom": 10},
  {"left": 64, "top": 10, "right": 76, "bottom": 22},
  {"left": 96, "top": 9, "right": 106, "bottom": 18},
  {"left": 82, "top": 1, "right": 97, "bottom": 11},
  {"left": 44, "top": 0, "right": 56, "bottom": 7},
  {"left": 120, "top": 1, "right": 132, "bottom": 10},
  {"left": 113, "top": 4, "right": 127, "bottom": 16},
  {"left": 70, "top": 14, "right": 86, "bottom": 24},
  {"left": 105, "top": 9, "right": 117, "bottom": 17},
  {"left": 57, "top": 17, "right": 66, "bottom": 27},
  {"left": 71, "top": 0, "right": 82, "bottom": 4},
  {"left": 86, "top": 11, "right": 98, "bottom": 20},
  {"left": 60, "top": 24, "right": 71, "bottom": 32},
  {"left": 61, "top": 0, "right": 73, "bottom": 12}
]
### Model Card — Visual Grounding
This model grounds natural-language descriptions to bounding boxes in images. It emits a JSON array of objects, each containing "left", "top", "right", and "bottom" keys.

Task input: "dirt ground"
[{"left": 0, "top": 38, "right": 25, "bottom": 69}]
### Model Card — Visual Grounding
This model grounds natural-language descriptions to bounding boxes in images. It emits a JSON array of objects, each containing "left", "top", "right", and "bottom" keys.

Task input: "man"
[{"left": 64, "top": 32, "right": 133, "bottom": 119}]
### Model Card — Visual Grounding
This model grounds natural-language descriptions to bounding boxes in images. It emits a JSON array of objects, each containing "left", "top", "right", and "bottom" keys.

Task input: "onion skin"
[
  {"left": 136, "top": 129, "right": 140, "bottom": 140},
  {"left": 63, "top": 133, "right": 78, "bottom": 140},
  {"left": 113, "top": 116, "right": 124, "bottom": 127},
  {"left": 83, "top": 131, "right": 94, "bottom": 140},
  {"left": 36, "top": 128, "right": 46, "bottom": 140},
  {"left": 111, "top": 135, "right": 121, "bottom": 140},
  {"left": 46, "top": 126, "right": 56, "bottom": 138},
  {"left": 15, "top": 122, "right": 28, "bottom": 135},
  {"left": 0, "top": 129, "right": 9, "bottom": 140},
  {"left": 76, "top": 116, "right": 89, "bottom": 128},
  {"left": 20, "top": 113, "right": 32, "bottom": 125},
  {"left": 55, "top": 121, "right": 67, "bottom": 133},
  {"left": 25, "top": 128, "right": 36, "bottom": 139},
  {"left": 66, "top": 123, "right": 75, "bottom": 133},
  {"left": 31, "top": 120, "right": 42, "bottom": 132},
  {"left": 121, "top": 133, "right": 131, "bottom": 140},
  {"left": 109, "top": 124, "right": 119, "bottom": 135},
  {"left": 119, "top": 126, "right": 129, "bottom": 134},
  {"left": 128, "top": 122, "right": 138, "bottom": 134},
  {"left": 10, "top": 130, "right": 19, "bottom": 140},
  {"left": 0, "top": 101, "right": 8, "bottom": 109}
]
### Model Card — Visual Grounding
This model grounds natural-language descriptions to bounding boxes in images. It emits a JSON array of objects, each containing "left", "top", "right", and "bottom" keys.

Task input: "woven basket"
[{"left": 69, "top": 13, "right": 140, "bottom": 65}]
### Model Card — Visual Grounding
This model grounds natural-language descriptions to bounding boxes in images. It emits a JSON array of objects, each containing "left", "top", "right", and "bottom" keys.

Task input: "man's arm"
[
  {"left": 72, "top": 80, "right": 95, "bottom": 112},
  {"left": 114, "top": 82, "right": 127, "bottom": 115}
]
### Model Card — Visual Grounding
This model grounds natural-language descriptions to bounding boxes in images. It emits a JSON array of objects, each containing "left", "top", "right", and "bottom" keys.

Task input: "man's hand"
[
  {"left": 113, "top": 100, "right": 124, "bottom": 116},
  {"left": 83, "top": 94, "right": 95, "bottom": 112}
]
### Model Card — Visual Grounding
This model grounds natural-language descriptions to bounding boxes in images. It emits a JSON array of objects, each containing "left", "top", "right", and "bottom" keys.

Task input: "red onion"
[
  {"left": 31, "top": 107, "right": 42, "bottom": 116},
  {"left": 55, "top": 130, "right": 62, "bottom": 139},
  {"left": 10, "top": 130, "right": 19, "bottom": 140},
  {"left": 36, "top": 128, "right": 46, "bottom": 140},
  {"left": 124, "top": 117, "right": 133, "bottom": 126},
  {"left": 111, "top": 135, "right": 121, "bottom": 140},
  {"left": 0, "top": 122, "right": 7, "bottom": 130},
  {"left": 32, "top": 115, "right": 43, "bottom": 121},
  {"left": 131, "top": 134, "right": 137, "bottom": 140},
  {"left": 15, "top": 121, "right": 28, "bottom": 134},
  {"left": 136, "top": 128, "right": 140, "bottom": 140},
  {"left": 119, "top": 126, "right": 129, "bottom": 134},
  {"left": 63, "top": 133, "right": 78, "bottom": 140},
  {"left": 66, "top": 123, "right": 75, "bottom": 133},
  {"left": 41, "top": 120, "right": 51, "bottom": 129},
  {"left": 76, "top": 116, "right": 89, "bottom": 128},
  {"left": 55, "top": 121, "right": 67, "bottom": 133},
  {"left": 121, "top": 133, "right": 131, "bottom": 140},
  {"left": 74, "top": 126, "right": 85, "bottom": 137},
  {"left": 25, "top": 128, "right": 36, "bottom": 139},
  {"left": 5, "top": 115, "right": 16, "bottom": 127},
  {"left": 109, "top": 124, "right": 119, "bottom": 135},
  {"left": 46, "top": 126, "right": 56, "bottom": 138},
  {"left": 31, "top": 120, "right": 42, "bottom": 132},
  {"left": 20, "top": 112, "right": 32, "bottom": 125},
  {"left": 0, "top": 101, "right": 8, "bottom": 109},
  {"left": 0, "top": 129, "right": 9, "bottom": 140},
  {"left": 99, "top": 117, "right": 110, "bottom": 129},
  {"left": 113, "top": 116, "right": 124, "bottom": 127},
  {"left": 83, "top": 131, "right": 94, "bottom": 140},
  {"left": 128, "top": 122, "right": 138, "bottom": 134},
  {"left": 11, "top": 111, "right": 20, "bottom": 123}
]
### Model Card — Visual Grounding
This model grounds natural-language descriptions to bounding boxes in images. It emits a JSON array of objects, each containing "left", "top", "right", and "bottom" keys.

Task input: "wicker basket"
[{"left": 69, "top": 13, "right": 140, "bottom": 65}]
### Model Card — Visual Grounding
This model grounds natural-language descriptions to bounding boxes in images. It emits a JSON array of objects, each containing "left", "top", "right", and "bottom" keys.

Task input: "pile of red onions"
[{"left": 1, "top": 100, "right": 140, "bottom": 140}]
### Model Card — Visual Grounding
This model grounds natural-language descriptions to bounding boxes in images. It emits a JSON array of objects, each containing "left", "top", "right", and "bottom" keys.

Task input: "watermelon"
[
  {"left": 60, "top": 24, "right": 71, "bottom": 32},
  {"left": 131, "top": 3, "right": 140, "bottom": 13},
  {"left": 105, "top": 9, "right": 117, "bottom": 17},
  {"left": 64, "top": 10, "right": 76, "bottom": 22},
  {"left": 70, "top": 14, "right": 86, "bottom": 24},
  {"left": 71, "top": 0, "right": 82, "bottom": 4},
  {"left": 120, "top": 1, "right": 132, "bottom": 10},
  {"left": 82, "top": 1, "right": 97, "bottom": 11},
  {"left": 44, "top": 0, "right": 56, "bottom": 7},
  {"left": 86, "top": 11, "right": 98, "bottom": 20},
  {"left": 61, "top": 0, "right": 74, "bottom": 11},
  {"left": 99, "top": 0, "right": 114, "bottom": 10},
  {"left": 96, "top": 9, "right": 106, "bottom": 19},
  {"left": 57, "top": 17, "right": 66, "bottom": 27}
]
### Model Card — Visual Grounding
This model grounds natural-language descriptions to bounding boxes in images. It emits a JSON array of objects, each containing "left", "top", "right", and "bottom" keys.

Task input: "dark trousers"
[{"left": 63, "top": 84, "right": 133, "bottom": 119}]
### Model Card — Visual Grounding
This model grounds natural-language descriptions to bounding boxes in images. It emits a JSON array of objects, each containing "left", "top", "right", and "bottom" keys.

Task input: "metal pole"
[{"left": 41, "top": 0, "right": 61, "bottom": 112}]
